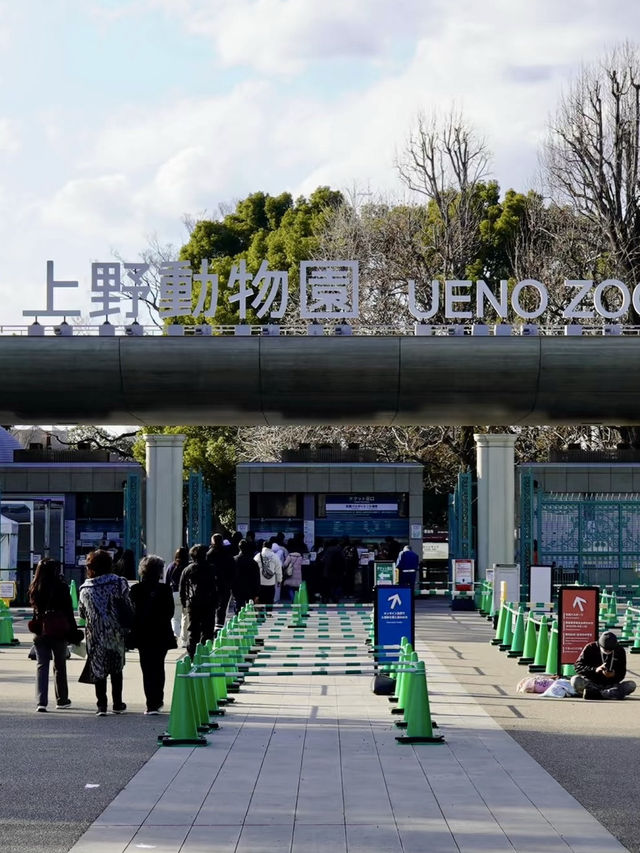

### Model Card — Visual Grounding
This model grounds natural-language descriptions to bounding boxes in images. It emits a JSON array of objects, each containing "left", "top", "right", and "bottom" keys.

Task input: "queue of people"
[{"left": 27, "top": 533, "right": 419, "bottom": 715}]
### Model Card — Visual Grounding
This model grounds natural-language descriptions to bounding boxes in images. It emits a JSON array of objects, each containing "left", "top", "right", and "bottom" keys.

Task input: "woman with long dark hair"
[
  {"left": 28, "top": 558, "right": 81, "bottom": 712},
  {"left": 130, "top": 555, "right": 175, "bottom": 715},
  {"left": 79, "top": 549, "right": 134, "bottom": 716}
]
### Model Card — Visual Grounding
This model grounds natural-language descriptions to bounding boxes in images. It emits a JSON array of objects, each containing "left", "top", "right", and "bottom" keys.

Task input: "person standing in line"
[
  {"left": 254, "top": 539, "right": 282, "bottom": 605},
  {"left": 282, "top": 540, "right": 303, "bottom": 602},
  {"left": 165, "top": 546, "right": 189, "bottom": 645},
  {"left": 245, "top": 531, "right": 259, "bottom": 556},
  {"left": 232, "top": 539, "right": 261, "bottom": 610},
  {"left": 28, "top": 558, "right": 82, "bottom": 712},
  {"left": 395, "top": 544, "right": 420, "bottom": 591},
  {"left": 271, "top": 532, "right": 289, "bottom": 604},
  {"left": 130, "top": 555, "right": 176, "bottom": 715},
  {"left": 228, "top": 531, "right": 242, "bottom": 557},
  {"left": 207, "top": 533, "right": 235, "bottom": 632},
  {"left": 180, "top": 544, "right": 217, "bottom": 659},
  {"left": 79, "top": 549, "right": 134, "bottom": 716}
]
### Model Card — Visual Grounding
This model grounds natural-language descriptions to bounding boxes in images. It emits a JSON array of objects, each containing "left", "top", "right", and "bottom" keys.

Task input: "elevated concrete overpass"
[{"left": 0, "top": 335, "right": 637, "bottom": 426}]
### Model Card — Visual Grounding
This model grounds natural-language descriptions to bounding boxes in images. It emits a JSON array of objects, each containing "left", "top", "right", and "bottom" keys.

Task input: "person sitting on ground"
[{"left": 571, "top": 631, "right": 637, "bottom": 699}]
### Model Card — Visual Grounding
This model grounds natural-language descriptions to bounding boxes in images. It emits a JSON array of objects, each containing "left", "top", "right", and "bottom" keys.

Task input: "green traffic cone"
[
  {"left": 69, "top": 579, "right": 79, "bottom": 610},
  {"left": 396, "top": 661, "right": 444, "bottom": 744},
  {"left": 545, "top": 619, "right": 559, "bottom": 675},
  {"left": 507, "top": 606, "right": 526, "bottom": 657},
  {"left": 190, "top": 649, "right": 217, "bottom": 732},
  {"left": 519, "top": 613, "right": 538, "bottom": 664},
  {"left": 393, "top": 650, "right": 417, "bottom": 715},
  {"left": 491, "top": 602, "right": 507, "bottom": 645},
  {"left": 499, "top": 604, "right": 515, "bottom": 651},
  {"left": 630, "top": 620, "right": 640, "bottom": 654},
  {"left": 388, "top": 645, "right": 408, "bottom": 707},
  {"left": 209, "top": 643, "right": 232, "bottom": 704},
  {"left": 389, "top": 639, "right": 411, "bottom": 704},
  {"left": 158, "top": 657, "right": 207, "bottom": 747},
  {"left": 529, "top": 614, "right": 549, "bottom": 672},
  {"left": 0, "top": 611, "right": 17, "bottom": 645},
  {"left": 194, "top": 645, "right": 223, "bottom": 720}
]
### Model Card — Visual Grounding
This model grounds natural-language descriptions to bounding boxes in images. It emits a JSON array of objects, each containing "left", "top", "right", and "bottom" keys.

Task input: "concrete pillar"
[
  {"left": 144, "top": 433, "right": 185, "bottom": 565},
  {"left": 474, "top": 433, "right": 516, "bottom": 579}
]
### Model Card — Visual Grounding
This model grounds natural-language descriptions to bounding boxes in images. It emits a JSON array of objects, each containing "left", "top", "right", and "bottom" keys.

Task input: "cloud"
[{"left": 151, "top": 0, "right": 438, "bottom": 74}]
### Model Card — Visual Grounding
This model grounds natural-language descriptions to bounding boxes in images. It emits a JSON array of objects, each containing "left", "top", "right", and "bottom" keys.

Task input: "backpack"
[{"left": 260, "top": 554, "right": 275, "bottom": 581}]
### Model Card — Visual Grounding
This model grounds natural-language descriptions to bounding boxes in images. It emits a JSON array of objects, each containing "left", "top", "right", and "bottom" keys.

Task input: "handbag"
[
  {"left": 28, "top": 615, "right": 42, "bottom": 635},
  {"left": 41, "top": 610, "right": 70, "bottom": 640}
]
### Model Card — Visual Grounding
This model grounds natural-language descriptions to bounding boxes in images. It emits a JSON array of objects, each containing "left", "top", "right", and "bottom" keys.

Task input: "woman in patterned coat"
[{"left": 79, "top": 549, "right": 134, "bottom": 716}]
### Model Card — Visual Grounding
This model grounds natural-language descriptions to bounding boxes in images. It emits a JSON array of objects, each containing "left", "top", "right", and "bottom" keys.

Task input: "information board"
[
  {"left": 529, "top": 566, "right": 552, "bottom": 606},
  {"left": 374, "top": 561, "right": 396, "bottom": 585},
  {"left": 374, "top": 585, "right": 415, "bottom": 663},
  {"left": 0, "top": 581, "right": 16, "bottom": 601},
  {"left": 453, "top": 558, "right": 474, "bottom": 591},
  {"left": 558, "top": 586, "right": 599, "bottom": 669}
]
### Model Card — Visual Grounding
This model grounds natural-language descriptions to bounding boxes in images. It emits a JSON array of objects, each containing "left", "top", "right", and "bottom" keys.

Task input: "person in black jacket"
[
  {"left": 571, "top": 631, "right": 637, "bottom": 699},
  {"left": 130, "top": 555, "right": 176, "bottom": 714},
  {"left": 165, "top": 546, "right": 189, "bottom": 645},
  {"left": 28, "top": 558, "right": 83, "bottom": 712},
  {"left": 232, "top": 539, "right": 260, "bottom": 610},
  {"left": 207, "top": 533, "right": 235, "bottom": 632},
  {"left": 179, "top": 544, "right": 217, "bottom": 658}
]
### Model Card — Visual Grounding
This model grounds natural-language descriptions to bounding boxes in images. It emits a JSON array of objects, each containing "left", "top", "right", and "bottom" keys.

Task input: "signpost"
[
  {"left": 374, "top": 561, "right": 396, "bottom": 586},
  {"left": 374, "top": 584, "right": 415, "bottom": 664},
  {"left": 558, "top": 586, "right": 599, "bottom": 671}
]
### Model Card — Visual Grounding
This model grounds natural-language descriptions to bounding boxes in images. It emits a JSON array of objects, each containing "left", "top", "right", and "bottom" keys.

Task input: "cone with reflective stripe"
[
  {"left": 158, "top": 657, "right": 207, "bottom": 746},
  {"left": 396, "top": 661, "right": 444, "bottom": 744}
]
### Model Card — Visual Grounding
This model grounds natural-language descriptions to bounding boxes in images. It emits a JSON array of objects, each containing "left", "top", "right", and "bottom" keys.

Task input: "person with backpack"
[
  {"left": 254, "top": 539, "right": 282, "bottom": 605},
  {"left": 179, "top": 544, "right": 218, "bottom": 659}
]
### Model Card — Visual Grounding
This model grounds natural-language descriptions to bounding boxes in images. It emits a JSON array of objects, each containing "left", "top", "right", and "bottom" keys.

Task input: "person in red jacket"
[{"left": 571, "top": 631, "right": 637, "bottom": 699}]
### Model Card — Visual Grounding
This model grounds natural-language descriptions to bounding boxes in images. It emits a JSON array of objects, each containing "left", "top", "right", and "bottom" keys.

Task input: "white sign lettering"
[{"left": 21, "top": 261, "right": 640, "bottom": 325}]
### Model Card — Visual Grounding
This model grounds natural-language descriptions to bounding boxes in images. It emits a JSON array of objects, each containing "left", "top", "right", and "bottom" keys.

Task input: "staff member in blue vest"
[{"left": 395, "top": 545, "right": 419, "bottom": 591}]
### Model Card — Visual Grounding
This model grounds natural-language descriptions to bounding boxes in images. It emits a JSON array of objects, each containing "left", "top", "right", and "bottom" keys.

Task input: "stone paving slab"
[{"left": 66, "top": 607, "right": 628, "bottom": 853}]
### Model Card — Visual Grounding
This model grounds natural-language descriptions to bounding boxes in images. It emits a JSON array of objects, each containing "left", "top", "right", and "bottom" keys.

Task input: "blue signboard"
[{"left": 374, "top": 584, "right": 415, "bottom": 664}]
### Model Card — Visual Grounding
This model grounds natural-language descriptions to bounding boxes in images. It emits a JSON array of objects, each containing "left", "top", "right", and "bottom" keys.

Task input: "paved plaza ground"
[{"left": 0, "top": 600, "right": 638, "bottom": 853}]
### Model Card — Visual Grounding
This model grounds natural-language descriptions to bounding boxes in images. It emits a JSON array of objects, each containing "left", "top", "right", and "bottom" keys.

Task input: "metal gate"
[
  {"left": 448, "top": 471, "right": 474, "bottom": 565},
  {"left": 520, "top": 471, "right": 640, "bottom": 587}
]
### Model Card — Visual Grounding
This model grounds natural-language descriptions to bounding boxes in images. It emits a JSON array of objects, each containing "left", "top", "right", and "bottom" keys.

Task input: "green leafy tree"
[{"left": 179, "top": 187, "right": 343, "bottom": 325}]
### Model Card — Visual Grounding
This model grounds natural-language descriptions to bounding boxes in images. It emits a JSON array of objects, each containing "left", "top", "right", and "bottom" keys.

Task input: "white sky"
[{"left": 0, "top": 0, "right": 637, "bottom": 325}]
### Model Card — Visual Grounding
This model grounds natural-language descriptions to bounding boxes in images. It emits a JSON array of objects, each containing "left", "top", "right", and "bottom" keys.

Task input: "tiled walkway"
[{"left": 69, "top": 607, "right": 627, "bottom": 853}]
